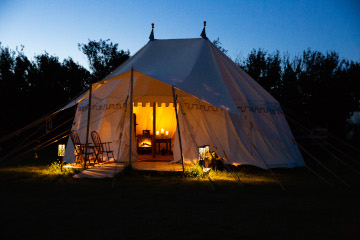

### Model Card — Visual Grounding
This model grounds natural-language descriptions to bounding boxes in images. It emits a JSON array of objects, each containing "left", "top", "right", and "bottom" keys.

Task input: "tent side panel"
[
  {"left": 173, "top": 106, "right": 263, "bottom": 167},
  {"left": 229, "top": 110, "right": 304, "bottom": 168}
]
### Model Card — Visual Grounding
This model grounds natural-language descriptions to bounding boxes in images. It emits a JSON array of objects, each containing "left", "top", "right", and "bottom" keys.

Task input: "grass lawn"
[{"left": 0, "top": 158, "right": 360, "bottom": 240}]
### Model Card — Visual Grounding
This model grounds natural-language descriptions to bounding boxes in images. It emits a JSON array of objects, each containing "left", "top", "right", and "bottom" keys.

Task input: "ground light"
[
  {"left": 58, "top": 144, "right": 65, "bottom": 171},
  {"left": 198, "top": 145, "right": 211, "bottom": 171}
]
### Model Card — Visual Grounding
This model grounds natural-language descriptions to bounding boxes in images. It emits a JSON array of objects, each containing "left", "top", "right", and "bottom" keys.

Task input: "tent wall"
[
  {"left": 64, "top": 77, "right": 138, "bottom": 163},
  {"left": 229, "top": 110, "right": 304, "bottom": 168},
  {"left": 172, "top": 102, "right": 304, "bottom": 169},
  {"left": 173, "top": 105, "right": 259, "bottom": 167}
]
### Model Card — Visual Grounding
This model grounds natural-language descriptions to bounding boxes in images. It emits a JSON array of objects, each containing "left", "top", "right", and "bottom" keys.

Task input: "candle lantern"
[
  {"left": 58, "top": 144, "right": 65, "bottom": 156},
  {"left": 58, "top": 144, "right": 65, "bottom": 172},
  {"left": 204, "top": 145, "right": 210, "bottom": 155},
  {"left": 198, "top": 146, "right": 206, "bottom": 167},
  {"left": 198, "top": 145, "right": 211, "bottom": 168},
  {"left": 165, "top": 131, "right": 169, "bottom": 136},
  {"left": 204, "top": 145, "right": 210, "bottom": 168}
]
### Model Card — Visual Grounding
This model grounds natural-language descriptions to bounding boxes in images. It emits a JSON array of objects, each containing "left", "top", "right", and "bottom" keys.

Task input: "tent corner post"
[
  {"left": 172, "top": 85, "right": 185, "bottom": 173},
  {"left": 84, "top": 85, "right": 92, "bottom": 169}
]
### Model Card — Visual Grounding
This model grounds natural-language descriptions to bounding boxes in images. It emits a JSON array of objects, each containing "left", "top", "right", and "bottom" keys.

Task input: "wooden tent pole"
[
  {"left": 129, "top": 67, "right": 134, "bottom": 167},
  {"left": 172, "top": 86, "right": 184, "bottom": 173},
  {"left": 84, "top": 85, "right": 92, "bottom": 169},
  {"left": 152, "top": 102, "right": 156, "bottom": 158}
]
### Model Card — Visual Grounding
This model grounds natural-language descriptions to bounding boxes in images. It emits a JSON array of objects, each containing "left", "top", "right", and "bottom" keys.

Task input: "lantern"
[
  {"left": 198, "top": 146, "right": 205, "bottom": 166},
  {"left": 58, "top": 144, "right": 65, "bottom": 157},
  {"left": 165, "top": 131, "right": 169, "bottom": 136},
  {"left": 204, "top": 145, "right": 210, "bottom": 167},
  {"left": 198, "top": 145, "right": 210, "bottom": 168},
  {"left": 156, "top": 131, "right": 159, "bottom": 136},
  {"left": 204, "top": 145, "right": 210, "bottom": 155}
]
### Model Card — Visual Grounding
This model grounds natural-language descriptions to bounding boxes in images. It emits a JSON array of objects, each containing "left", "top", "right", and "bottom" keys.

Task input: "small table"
[{"left": 155, "top": 138, "right": 171, "bottom": 155}]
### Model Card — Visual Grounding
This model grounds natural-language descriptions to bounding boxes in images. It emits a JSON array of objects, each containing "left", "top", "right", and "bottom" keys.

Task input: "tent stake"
[
  {"left": 84, "top": 85, "right": 92, "bottom": 169},
  {"left": 129, "top": 67, "right": 134, "bottom": 168},
  {"left": 172, "top": 86, "right": 185, "bottom": 173}
]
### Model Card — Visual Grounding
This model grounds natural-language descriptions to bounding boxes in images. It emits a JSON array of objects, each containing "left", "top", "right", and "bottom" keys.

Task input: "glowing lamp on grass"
[
  {"left": 58, "top": 144, "right": 65, "bottom": 157},
  {"left": 58, "top": 144, "right": 65, "bottom": 172},
  {"left": 198, "top": 146, "right": 206, "bottom": 161},
  {"left": 198, "top": 145, "right": 210, "bottom": 168},
  {"left": 204, "top": 145, "right": 210, "bottom": 154}
]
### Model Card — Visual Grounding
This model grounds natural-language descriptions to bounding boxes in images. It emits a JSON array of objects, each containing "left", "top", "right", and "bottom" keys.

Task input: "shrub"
[
  {"left": 184, "top": 162, "right": 206, "bottom": 179},
  {"left": 45, "top": 160, "right": 78, "bottom": 175}
]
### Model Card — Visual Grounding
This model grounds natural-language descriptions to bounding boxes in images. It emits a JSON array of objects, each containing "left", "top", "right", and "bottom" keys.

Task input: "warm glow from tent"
[{"left": 133, "top": 103, "right": 177, "bottom": 139}]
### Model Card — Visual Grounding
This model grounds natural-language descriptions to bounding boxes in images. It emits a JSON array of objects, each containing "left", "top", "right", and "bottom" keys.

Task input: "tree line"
[
  {"left": 0, "top": 39, "right": 130, "bottom": 136},
  {"left": 0, "top": 39, "right": 359, "bottom": 143},
  {"left": 237, "top": 48, "right": 360, "bottom": 140}
]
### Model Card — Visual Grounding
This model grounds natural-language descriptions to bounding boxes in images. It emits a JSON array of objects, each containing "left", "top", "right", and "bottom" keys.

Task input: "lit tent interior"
[{"left": 63, "top": 36, "right": 304, "bottom": 169}]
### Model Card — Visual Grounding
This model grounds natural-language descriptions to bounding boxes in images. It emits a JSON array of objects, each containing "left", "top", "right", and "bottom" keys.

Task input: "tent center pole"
[
  {"left": 152, "top": 102, "right": 156, "bottom": 158},
  {"left": 129, "top": 67, "right": 134, "bottom": 167}
]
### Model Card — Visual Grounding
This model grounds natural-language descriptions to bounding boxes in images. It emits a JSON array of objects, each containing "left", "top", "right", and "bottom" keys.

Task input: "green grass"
[{"left": 0, "top": 156, "right": 360, "bottom": 240}]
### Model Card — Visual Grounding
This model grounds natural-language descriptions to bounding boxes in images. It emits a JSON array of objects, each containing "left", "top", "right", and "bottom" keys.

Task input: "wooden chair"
[
  {"left": 91, "top": 131, "right": 114, "bottom": 162},
  {"left": 70, "top": 130, "right": 95, "bottom": 164}
]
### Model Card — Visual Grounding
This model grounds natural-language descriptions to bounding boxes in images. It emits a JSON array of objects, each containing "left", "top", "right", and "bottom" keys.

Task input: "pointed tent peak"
[
  {"left": 149, "top": 23, "right": 155, "bottom": 41},
  {"left": 200, "top": 21, "right": 207, "bottom": 39}
]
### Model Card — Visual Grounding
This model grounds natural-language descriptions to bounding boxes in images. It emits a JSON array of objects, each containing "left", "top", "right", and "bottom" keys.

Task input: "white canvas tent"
[{"left": 64, "top": 37, "right": 304, "bottom": 169}]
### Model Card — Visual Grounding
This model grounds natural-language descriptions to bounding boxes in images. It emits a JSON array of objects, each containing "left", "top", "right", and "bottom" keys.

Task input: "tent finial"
[
  {"left": 200, "top": 21, "right": 207, "bottom": 39},
  {"left": 149, "top": 23, "right": 155, "bottom": 41}
]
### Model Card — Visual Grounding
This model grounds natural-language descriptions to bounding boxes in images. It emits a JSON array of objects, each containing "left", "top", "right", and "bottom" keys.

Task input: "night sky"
[{"left": 1, "top": 0, "right": 359, "bottom": 69}]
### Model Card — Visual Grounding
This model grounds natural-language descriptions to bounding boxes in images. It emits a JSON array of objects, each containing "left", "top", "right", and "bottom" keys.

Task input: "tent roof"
[{"left": 102, "top": 38, "right": 279, "bottom": 114}]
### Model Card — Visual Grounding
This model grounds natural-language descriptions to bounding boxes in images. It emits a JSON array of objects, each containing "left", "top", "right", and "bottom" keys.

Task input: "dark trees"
[
  {"left": 239, "top": 48, "right": 360, "bottom": 139},
  {"left": 78, "top": 39, "right": 130, "bottom": 83},
  {"left": 0, "top": 39, "right": 131, "bottom": 137}
]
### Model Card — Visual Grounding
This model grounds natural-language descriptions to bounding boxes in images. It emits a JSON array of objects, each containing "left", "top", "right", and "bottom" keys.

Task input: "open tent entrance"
[{"left": 133, "top": 102, "right": 177, "bottom": 162}]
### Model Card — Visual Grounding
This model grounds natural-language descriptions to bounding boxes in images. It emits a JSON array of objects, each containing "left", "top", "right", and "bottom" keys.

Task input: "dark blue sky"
[{"left": 1, "top": 0, "right": 359, "bottom": 69}]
